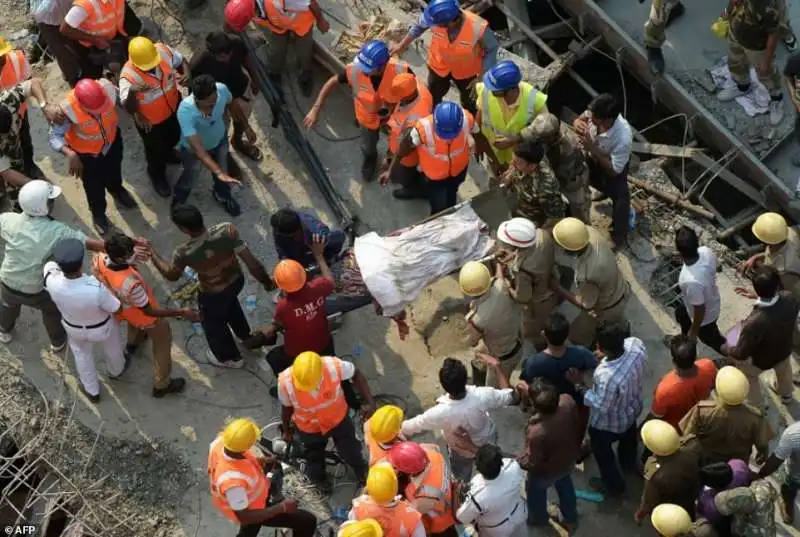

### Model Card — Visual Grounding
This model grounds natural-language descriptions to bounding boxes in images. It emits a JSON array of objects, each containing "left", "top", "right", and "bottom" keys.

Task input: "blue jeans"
[
  {"left": 173, "top": 140, "right": 233, "bottom": 205},
  {"left": 427, "top": 169, "right": 467, "bottom": 216},
  {"left": 588, "top": 424, "right": 639, "bottom": 495},
  {"left": 526, "top": 471, "right": 577, "bottom": 524}
]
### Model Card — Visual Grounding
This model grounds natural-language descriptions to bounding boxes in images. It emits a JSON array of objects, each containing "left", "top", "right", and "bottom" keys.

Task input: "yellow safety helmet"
[
  {"left": 650, "top": 504, "right": 692, "bottom": 536},
  {"left": 715, "top": 366, "right": 749, "bottom": 406},
  {"left": 338, "top": 520, "right": 384, "bottom": 537},
  {"left": 553, "top": 217, "right": 590, "bottom": 251},
  {"left": 292, "top": 351, "right": 323, "bottom": 392},
  {"left": 640, "top": 419, "right": 680, "bottom": 457},
  {"left": 369, "top": 405, "right": 404, "bottom": 444},
  {"left": 222, "top": 417, "right": 260, "bottom": 453},
  {"left": 366, "top": 462, "right": 398, "bottom": 504},
  {"left": 751, "top": 212, "right": 788, "bottom": 245},
  {"left": 0, "top": 37, "right": 11, "bottom": 57},
  {"left": 459, "top": 261, "right": 491, "bottom": 296},
  {"left": 128, "top": 36, "right": 161, "bottom": 71}
]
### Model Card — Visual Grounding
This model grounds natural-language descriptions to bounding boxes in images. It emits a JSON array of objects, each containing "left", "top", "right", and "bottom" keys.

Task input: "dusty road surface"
[{"left": 2, "top": 0, "right": 800, "bottom": 535}]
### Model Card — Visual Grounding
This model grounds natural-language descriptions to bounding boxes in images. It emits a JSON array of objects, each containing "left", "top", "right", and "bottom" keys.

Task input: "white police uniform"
[
  {"left": 456, "top": 458, "right": 527, "bottom": 537},
  {"left": 43, "top": 240, "right": 126, "bottom": 397}
]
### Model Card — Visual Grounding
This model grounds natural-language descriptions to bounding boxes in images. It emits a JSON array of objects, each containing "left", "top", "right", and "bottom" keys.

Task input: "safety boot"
[{"left": 646, "top": 47, "right": 665, "bottom": 77}]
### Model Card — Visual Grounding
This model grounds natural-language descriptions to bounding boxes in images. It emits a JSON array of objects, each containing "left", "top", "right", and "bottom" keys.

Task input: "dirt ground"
[{"left": 3, "top": 0, "right": 800, "bottom": 535}]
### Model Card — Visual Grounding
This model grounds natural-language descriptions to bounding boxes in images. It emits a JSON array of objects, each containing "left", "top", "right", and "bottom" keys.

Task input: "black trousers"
[
  {"left": 427, "top": 69, "right": 477, "bottom": 115},
  {"left": 589, "top": 160, "right": 630, "bottom": 245},
  {"left": 674, "top": 302, "right": 726, "bottom": 354},
  {"left": 266, "top": 339, "right": 335, "bottom": 376},
  {"left": 427, "top": 169, "right": 467, "bottom": 215},
  {"left": 138, "top": 111, "right": 181, "bottom": 182},
  {"left": 20, "top": 114, "right": 34, "bottom": 175},
  {"left": 296, "top": 415, "right": 368, "bottom": 484},
  {"left": 236, "top": 509, "right": 317, "bottom": 537},
  {"left": 198, "top": 277, "right": 251, "bottom": 362},
  {"left": 79, "top": 129, "right": 124, "bottom": 221}
]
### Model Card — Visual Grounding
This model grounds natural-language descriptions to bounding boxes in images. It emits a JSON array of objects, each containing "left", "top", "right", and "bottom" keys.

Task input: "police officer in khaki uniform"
[
  {"left": 460, "top": 260, "right": 522, "bottom": 387},
  {"left": 551, "top": 217, "right": 630, "bottom": 348},
  {"left": 679, "top": 366, "right": 772, "bottom": 465},
  {"left": 651, "top": 504, "right": 718, "bottom": 537},
  {"left": 495, "top": 217, "right": 557, "bottom": 350},
  {"left": 635, "top": 420, "right": 701, "bottom": 525},
  {"left": 521, "top": 113, "right": 591, "bottom": 224}
]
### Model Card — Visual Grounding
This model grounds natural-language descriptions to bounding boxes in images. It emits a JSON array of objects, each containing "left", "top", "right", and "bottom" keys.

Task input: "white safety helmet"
[
  {"left": 18, "top": 180, "right": 62, "bottom": 217},
  {"left": 497, "top": 217, "right": 537, "bottom": 248}
]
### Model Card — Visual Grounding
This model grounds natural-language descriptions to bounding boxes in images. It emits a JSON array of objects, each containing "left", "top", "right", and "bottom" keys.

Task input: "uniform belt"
[
  {"left": 64, "top": 316, "right": 111, "bottom": 329},
  {"left": 499, "top": 340, "right": 522, "bottom": 361},
  {"left": 601, "top": 283, "right": 631, "bottom": 312},
  {"left": 480, "top": 501, "right": 520, "bottom": 528}
]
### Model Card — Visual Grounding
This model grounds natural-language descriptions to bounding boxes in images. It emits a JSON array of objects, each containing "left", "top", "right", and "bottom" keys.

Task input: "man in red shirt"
[{"left": 251, "top": 235, "right": 335, "bottom": 397}]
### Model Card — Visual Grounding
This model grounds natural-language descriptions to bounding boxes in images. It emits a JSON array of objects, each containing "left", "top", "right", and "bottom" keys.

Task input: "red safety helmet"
[
  {"left": 389, "top": 442, "right": 429, "bottom": 475},
  {"left": 74, "top": 79, "right": 109, "bottom": 114},
  {"left": 224, "top": 0, "right": 255, "bottom": 32}
]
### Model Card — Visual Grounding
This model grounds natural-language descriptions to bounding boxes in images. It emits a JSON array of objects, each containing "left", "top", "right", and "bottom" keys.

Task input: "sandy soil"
[{"left": 2, "top": 0, "right": 800, "bottom": 535}]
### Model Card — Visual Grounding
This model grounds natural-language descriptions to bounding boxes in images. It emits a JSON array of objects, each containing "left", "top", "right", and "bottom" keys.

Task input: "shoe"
[
  {"left": 152, "top": 377, "right": 186, "bottom": 398},
  {"left": 298, "top": 76, "right": 313, "bottom": 97},
  {"left": 717, "top": 84, "right": 749, "bottom": 102},
  {"left": 769, "top": 99, "right": 785, "bottom": 126},
  {"left": 206, "top": 349, "right": 245, "bottom": 369},
  {"left": 0, "top": 331, "right": 11, "bottom": 344},
  {"left": 392, "top": 187, "right": 428, "bottom": 200},
  {"left": 167, "top": 150, "right": 182, "bottom": 164},
  {"left": 93, "top": 216, "right": 111, "bottom": 235},
  {"left": 588, "top": 476, "right": 623, "bottom": 497},
  {"left": 226, "top": 153, "right": 242, "bottom": 179},
  {"left": 786, "top": 33, "right": 798, "bottom": 52},
  {"left": 79, "top": 384, "right": 101, "bottom": 403},
  {"left": 51, "top": 340, "right": 67, "bottom": 353},
  {"left": 646, "top": 47, "right": 665, "bottom": 77},
  {"left": 361, "top": 155, "right": 378, "bottom": 182},
  {"left": 212, "top": 190, "right": 241, "bottom": 217},
  {"left": 113, "top": 188, "right": 138, "bottom": 209},
  {"left": 108, "top": 352, "right": 133, "bottom": 380},
  {"left": 151, "top": 177, "right": 172, "bottom": 198},
  {"left": 269, "top": 386, "right": 279, "bottom": 398},
  {"left": 665, "top": 1, "right": 684, "bottom": 27}
]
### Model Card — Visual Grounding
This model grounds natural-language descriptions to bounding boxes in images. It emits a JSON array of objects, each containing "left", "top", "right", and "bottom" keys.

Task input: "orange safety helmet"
[
  {"left": 224, "top": 0, "right": 255, "bottom": 31},
  {"left": 273, "top": 259, "right": 307, "bottom": 293},
  {"left": 74, "top": 79, "right": 110, "bottom": 114}
]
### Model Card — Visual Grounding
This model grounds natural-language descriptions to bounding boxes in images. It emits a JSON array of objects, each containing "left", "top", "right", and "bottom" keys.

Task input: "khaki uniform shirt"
[
  {"left": 679, "top": 400, "right": 773, "bottom": 464},
  {"left": 466, "top": 278, "right": 521, "bottom": 357},
  {"left": 513, "top": 229, "right": 557, "bottom": 305},
  {"left": 765, "top": 228, "right": 800, "bottom": 300},
  {"left": 574, "top": 228, "right": 627, "bottom": 311},
  {"left": 640, "top": 438, "right": 702, "bottom": 515}
]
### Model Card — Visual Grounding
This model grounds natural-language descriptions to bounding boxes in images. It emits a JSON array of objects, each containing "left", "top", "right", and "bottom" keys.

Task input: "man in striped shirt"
[{"left": 566, "top": 321, "right": 647, "bottom": 496}]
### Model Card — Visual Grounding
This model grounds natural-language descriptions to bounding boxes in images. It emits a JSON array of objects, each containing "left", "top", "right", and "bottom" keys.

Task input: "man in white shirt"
[
  {"left": 457, "top": 444, "right": 527, "bottom": 537},
  {"left": 675, "top": 226, "right": 725, "bottom": 354},
  {"left": 44, "top": 238, "right": 128, "bottom": 402},
  {"left": 401, "top": 357, "right": 522, "bottom": 482},
  {"left": 573, "top": 93, "right": 633, "bottom": 249}
]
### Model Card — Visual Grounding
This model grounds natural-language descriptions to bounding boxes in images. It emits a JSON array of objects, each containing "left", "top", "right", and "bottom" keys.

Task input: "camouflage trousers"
[
  {"left": 563, "top": 168, "right": 591, "bottom": 224},
  {"left": 727, "top": 32, "right": 783, "bottom": 96},
  {"left": 643, "top": 0, "right": 681, "bottom": 48}
]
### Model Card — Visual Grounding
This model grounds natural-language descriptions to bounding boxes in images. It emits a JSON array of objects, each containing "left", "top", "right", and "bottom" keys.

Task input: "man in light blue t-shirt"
[{"left": 175, "top": 75, "right": 250, "bottom": 216}]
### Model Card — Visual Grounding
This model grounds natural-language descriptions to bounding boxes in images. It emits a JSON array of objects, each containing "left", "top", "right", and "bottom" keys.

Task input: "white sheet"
[
  {"left": 709, "top": 60, "right": 770, "bottom": 117},
  {"left": 354, "top": 203, "right": 495, "bottom": 317}
]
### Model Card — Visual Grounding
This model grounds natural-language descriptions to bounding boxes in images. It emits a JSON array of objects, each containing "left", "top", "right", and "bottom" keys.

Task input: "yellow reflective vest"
[{"left": 476, "top": 81, "right": 547, "bottom": 165}]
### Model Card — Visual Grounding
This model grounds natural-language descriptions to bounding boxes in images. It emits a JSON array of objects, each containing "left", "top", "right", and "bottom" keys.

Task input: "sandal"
[{"left": 234, "top": 140, "right": 263, "bottom": 162}]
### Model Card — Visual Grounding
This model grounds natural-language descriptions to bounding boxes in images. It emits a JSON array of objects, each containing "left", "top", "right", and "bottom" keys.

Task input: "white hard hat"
[
  {"left": 497, "top": 217, "right": 537, "bottom": 248},
  {"left": 18, "top": 180, "right": 62, "bottom": 217}
]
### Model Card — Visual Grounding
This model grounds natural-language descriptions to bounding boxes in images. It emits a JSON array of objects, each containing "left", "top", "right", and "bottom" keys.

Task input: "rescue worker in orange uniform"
[
  {"left": 50, "top": 78, "right": 138, "bottom": 234},
  {"left": 350, "top": 463, "right": 426, "bottom": 537},
  {"left": 0, "top": 39, "right": 41, "bottom": 179},
  {"left": 365, "top": 405, "right": 406, "bottom": 467},
  {"left": 391, "top": 0, "right": 498, "bottom": 115},
  {"left": 278, "top": 351, "right": 374, "bottom": 488},
  {"left": 305, "top": 40, "right": 411, "bottom": 182},
  {"left": 390, "top": 441, "right": 458, "bottom": 537},
  {"left": 391, "top": 101, "right": 477, "bottom": 215},
  {"left": 208, "top": 418, "right": 318, "bottom": 537},
  {"left": 253, "top": 0, "right": 330, "bottom": 96},
  {"left": 379, "top": 73, "right": 433, "bottom": 200},
  {"left": 337, "top": 520, "right": 384, "bottom": 537},
  {"left": 92, "top": 232, "right": 193, "bottom": 397},
  {"left": 120, "top": 37, "right": 190, "bottom": 198}
]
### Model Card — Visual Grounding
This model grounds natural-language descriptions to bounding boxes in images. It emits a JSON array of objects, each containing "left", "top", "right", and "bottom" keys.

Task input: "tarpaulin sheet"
[{"left": 354, "top": 203, "right": 495, "bottom": 317}]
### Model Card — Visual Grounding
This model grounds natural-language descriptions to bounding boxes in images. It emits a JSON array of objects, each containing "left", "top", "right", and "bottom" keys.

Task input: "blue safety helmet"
[
  {"left": 423, "top": 0, "right": 461, "bottom": 26},
  {"left": 354, "top": 40, "right": 390, "bottom": 73},
  {"left": 483, "top": 60, "right": 522, "bottom": 93},
  {"left": 433, "top": 101, "right": 464, "bottom": 140}
]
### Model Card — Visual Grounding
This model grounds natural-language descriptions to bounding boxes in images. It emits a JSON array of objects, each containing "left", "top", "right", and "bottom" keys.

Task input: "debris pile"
[{"left": 333, "top": 15, "right": 410, "bottom": 61}]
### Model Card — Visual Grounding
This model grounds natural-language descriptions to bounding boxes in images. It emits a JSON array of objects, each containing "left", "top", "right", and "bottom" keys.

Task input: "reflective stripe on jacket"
[
  {"left": 254, "top": 0, "right": 316, "bottom": 36},
  {"left": 405, "top": 444, "right": 456, "bottom": 533},
  {"left": 476, "top": 81, "right": 546, "bottom": 165},
  {"left": 92, "top": 254, "right": 159, "bottom": 329},
  {"left": 415, "top": 110, "right": 474, "bottom": 180},
  {"left": 73, "top": 0, "right": 127, "bottom": 47},
  {"left": 427, "top": 10, "right": 487, "bottom": 80},
  {"left": 279, "top": 356, "right": 349, "bottom": 434},
  {"left": 387, "top": 82, "right": 433, "bottom": 167},
  {"left": 207, "top": 436, "right": 270, "bottom": 522},
  {"left": 1, "top": 50, "right": 31, "bottom": 116},
  {"left": 352, "top": 495, "right": 423, "bottom": 537},
  {"left": 119, "top": 43, "right": 181, "bottom": 125},
  {"left": 346, "top": 59, "right": 407, "bottom": 130}
]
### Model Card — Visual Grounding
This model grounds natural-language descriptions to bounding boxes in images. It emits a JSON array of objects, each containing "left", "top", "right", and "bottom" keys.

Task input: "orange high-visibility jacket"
[
  {"left": 255, "top": 0, "right": 316, "bottom": 36},
  {"left": 207, "top": 436, "right": 270, "bottom": 523},
  {"left": 92, "top": 255, "right": 159, "bottom": 329},
  {"left": 346, "top": 58, "right": 408, "bottom": 130},
  {"left": 387, "top": 82, "right": 432, "bottom": 167},
  {"left": 72, "top": 0, "right": 127, "bottom": 47},
  {"left": 119, "top": 43, "right": 181, "bottom": 125},
  {"left": 1, "top": 50, "right": 32, "bottom": 116},
  {"left": 427, "top": 10, "right": 487, "bottom": 80},
  {"left": 279, "top": 356, "right": 349, "bottom": 434},
  {"left": 60, "top": 79, "right": 119, "bottom": 156},
  {"left": 414, "top": 109, "right": 475, "bottom": 180},
  {"left": 352, "top": 496, "right": 423, "bottom": 537},
  {"left": 405, "top": 444, "right": 456, "bottom": 534}
]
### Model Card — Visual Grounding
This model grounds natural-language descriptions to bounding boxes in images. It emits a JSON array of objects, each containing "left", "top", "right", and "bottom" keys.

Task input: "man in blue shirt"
[
  {"left": 175, "top": 75, "right": 247, "bottom": 216},
  {"left": 270, "top": 208, "right": 345, "bottom": 267}
]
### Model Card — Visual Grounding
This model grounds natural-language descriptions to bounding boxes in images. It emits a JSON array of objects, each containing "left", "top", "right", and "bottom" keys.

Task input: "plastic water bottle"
[
  {"left": 628, "top": 207, "right": 637, "bottom": 231},
  {"left": 184, "top": 266, "right": 196, "bottom": 280},
  {"left": 352, "top": 343, "right": 363, "bottom": 358},
  {"left": 245, "top": 295, "right": 257, "bottom": 312},
  {"left": 191, "top": 322, "right": 203, "bottom": 335},
  {"left": 333, "top": 507, "right": 349, "bottom": 521}
]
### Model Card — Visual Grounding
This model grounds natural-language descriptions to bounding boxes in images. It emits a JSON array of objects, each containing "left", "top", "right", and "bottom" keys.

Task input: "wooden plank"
[
  {"left": 631, "top": 141, "right": 702, "bottom": 158},
  {"left": 690, "top": 152, "right": 766, "bottom": 206}
]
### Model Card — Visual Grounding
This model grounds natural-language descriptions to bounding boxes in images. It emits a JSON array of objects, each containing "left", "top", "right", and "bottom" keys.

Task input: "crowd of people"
[{"left": 3, "top": 0, "right": 800, "bottom": 536}]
